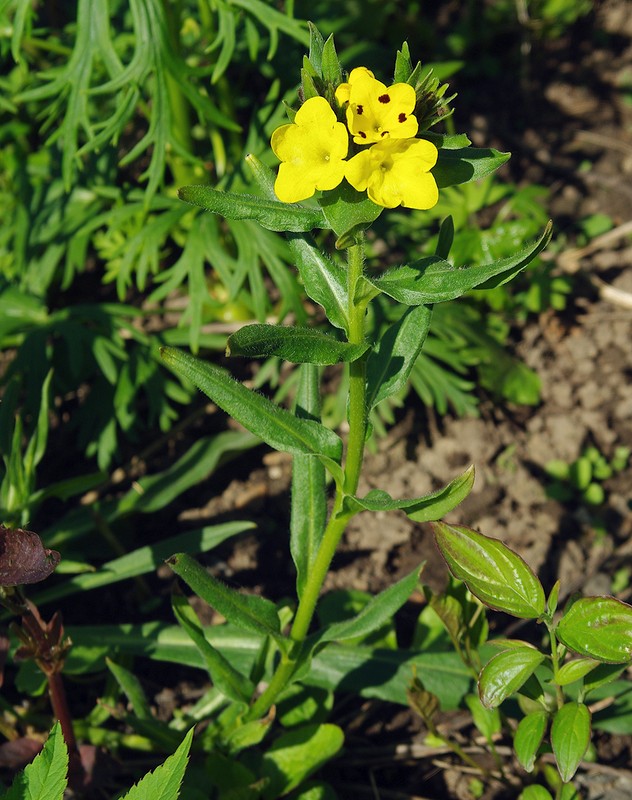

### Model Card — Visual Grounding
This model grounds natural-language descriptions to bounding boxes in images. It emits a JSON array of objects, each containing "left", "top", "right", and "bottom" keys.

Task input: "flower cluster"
[{"left": 271, "top": 68, "right": 439, "bottom": 210}]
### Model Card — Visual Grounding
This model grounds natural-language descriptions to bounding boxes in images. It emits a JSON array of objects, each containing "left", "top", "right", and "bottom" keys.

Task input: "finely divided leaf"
[
  {"left": 167, "top": 553, "right": 283, "bottom": 641},
  {"left": 121, "top": 728, "right": 194, "bottom": 800},
  {"left": 432, "top": 522, "right": 546, "bottom": 619},
  {"left": 227, "top": 324, "right": 368, "bottom": 365},
  {"left": 3, "top": 722, "right": 67, "bottom": 800},
  {"left": 369, "top": 224, "right": 552, "bottom": 306},
  {"left": 178, "top": 186, "right": 326, "bottom": 232},
  {"left": 160, "top": 348, "right": 342, "bottom": 462}
]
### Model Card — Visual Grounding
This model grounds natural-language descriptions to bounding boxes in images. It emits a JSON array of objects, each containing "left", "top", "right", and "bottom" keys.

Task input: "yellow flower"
[
  {"left": 335, "top": 67, "right": 419, "bottom": 145},
  {"left": 271, "top": 96, "right": 348, "bottom": 203},
  {"left": 345, "top": 138, "right": 439, "bottom": 209}
]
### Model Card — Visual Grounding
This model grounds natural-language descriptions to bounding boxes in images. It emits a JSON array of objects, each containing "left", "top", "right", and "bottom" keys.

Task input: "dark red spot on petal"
[
  {"left": 358, "top": 131, "right": 367, "bottom": 139},
  {"left": 398, "top": 113, "right": 407, "bottom": 123},
  {"left": 381, "top": 131, "right": 388, "bottom": 137},
  {"left": 378, "top": 94, "right": 390, "bottom": 103},
  {"left": 356, "top": 104, "right": 364, "bottom": 115}
]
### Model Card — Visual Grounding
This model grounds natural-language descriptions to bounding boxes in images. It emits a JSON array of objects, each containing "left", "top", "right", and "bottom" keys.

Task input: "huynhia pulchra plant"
[{"left": 162, "top": 25, "right": 551, "bottom": 727}]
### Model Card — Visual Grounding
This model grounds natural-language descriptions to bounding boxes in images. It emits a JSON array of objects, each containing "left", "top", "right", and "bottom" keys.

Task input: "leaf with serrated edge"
[
  {"left": 161, "top": 347, "right": 342, "bottom": 462},
  {"left": 479, "top": 647, "right": 545, "bottom": 708},
  {"left": 556, "top": 596, "right": 632, "bottom": 664},
  {"left": 432, "top": 522, "right": 546, "bottom": 619},
  {"left": 121, "top": 728, "right": 194, "bottom": 800},
  {"left": 3, "top": 722, "right": 68, "bottom": 800},
  {"left": 514, "top": 710, "right": 548, "bottom": 772},
  {"left": 551, "top": 702, "right": 591, "bottom": 783}
]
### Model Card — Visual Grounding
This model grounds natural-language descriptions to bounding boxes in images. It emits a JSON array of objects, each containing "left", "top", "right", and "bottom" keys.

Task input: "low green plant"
[
  {"left": 2, "top": 21, "right": 631, "bottom": 800},
  {"left": 546, "top": 445, "right": 630, "bottom": 507}
]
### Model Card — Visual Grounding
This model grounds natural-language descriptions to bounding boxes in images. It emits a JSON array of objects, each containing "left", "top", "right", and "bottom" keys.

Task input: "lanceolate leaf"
[
  {"left": 556, "top": 596, "right": 632, "bottom": 663},
  {"left": 167, "top": 552, "right": 283, "bottom": 642},
  {"left": 432, "top": 146, "right": 510, "bottom": 188},
  {"left": 172, "top": 590, "right": 254, "bottom": 703},
  {"left": 551, "top": 702, "right": 591, "bottom": 783},
  {"left": 369, "top": 223, "right": 552, "bottom": 306},
  {"left": 478, "top": 646, "right": 545, "bottom": 708},
  {"left": 432, "top": 522, "right": 546, "bottom": 619},
  {"left": 344, "top": 466, "right": 474, "bottom": 522},
  {"left": 227, "top": 324, "right": 369, "bottom": 365},
  {"left": 160, "top": 348, "right": 343, "bottom": 462},
  {"left": 291, "top": 365, "right": 327, "bottom": 601},
  {"left": 312, "top": 565, "right": 423, "bottom": 645},
  {"left": 3, "top": 722, "right": 68, "bottom": 800},
  {"left": 287, "top": 234, "right": 349, "bottom": 332},
  {"left": 178, "top": 186, "right": 326, "bottom": 232},
  {"left": 366, "top": 305, "right": 433, "bottom": 409}
]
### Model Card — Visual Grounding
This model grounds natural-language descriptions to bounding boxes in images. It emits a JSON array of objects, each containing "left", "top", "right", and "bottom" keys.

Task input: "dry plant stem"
[{"left": 247, "top": 242, "right": 369, "bottom": 720}]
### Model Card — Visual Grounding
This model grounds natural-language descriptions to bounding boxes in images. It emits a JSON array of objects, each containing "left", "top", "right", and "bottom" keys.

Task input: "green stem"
[
  {"left": 247, "top": 239, "right": 370, "bottom": 720},
  {"left": 547, "top": 624, "right": 565, "bottom": 710}
]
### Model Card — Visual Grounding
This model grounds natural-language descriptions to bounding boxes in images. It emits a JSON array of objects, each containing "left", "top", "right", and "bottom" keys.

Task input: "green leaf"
[
  {"left": 313, "top": 566, "right": 422, "bottom": 645},
  {"left": 432, "top": 522, "right": 546, "bottom": 619},
  {"left": 307, "top": 22, "right": 325, "bottom": 74},
  {"left": 318, "top": 182, "right": 382, "bottom": 244},
  {"left": 227, "top": 324, "right": 369, "bottom": 365},
  {"left": 286, "top": 234, "right": 348, "bottom": 332},
  {"left": 551, "top": 702, "right": 591, "bottom": 783},
  {"left": 3, "top": 722, "right": 67, "bottom": 800},
  {"left": 369, "top": 223, "right": 552, "bottom": 306},
  {"left": 167, "top": 553, "right": 283, "bottom": 642},
  {"left": 432, "top": 146, "right": 511, "bottom": 188},
  {"left": 519, "top": 787, "right": 553, "bottom": 800},
  {"left": 478, "top": 646, "right": 545, "bottom": 708},
  {"left": 259, "top": 724, "right": 344, "bottom": 799},
  {"left": 344, "top": 466, "right": 474, "bottom": 522},
  {"left": 172, "top": 590, "right": 254, "bottom": 703},
  {"left": 160, "top": 348, "right": 343, "bottom": 462},
  {"left": 291, "top": 365, "right": 327, "bottom": 601},
  {"left": 465, "top": 693, "right": 501, "bottom": 740},
  {"left": 556, "top": 596, "right": 632, "bottom": 663},
  {"left": 321, "top": 34, "right": 342, "bottom": 86},
  {"left": 366, "top": 305, "right": 433, "bottom": 409},
  {"left": 514, "top": 710, "right": 548, "bottom": 772},
  {"left": 394, "top": 42, "right": 413, "bottom": 82},
  {"left": 121, "top": 727, "right": 193, "bottom": 800},
  {"left": 106, "top": 658, "right": 152, "bottom": 720},
  {"left": 178, "top": 186, "right": 326, "bottom": 233},
  {"left": 556, "top": 658, "right": 601, "bottom": 686}
]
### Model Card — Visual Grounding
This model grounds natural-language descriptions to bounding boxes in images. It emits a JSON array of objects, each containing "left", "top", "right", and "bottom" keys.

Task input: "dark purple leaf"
[{"left": 0, "top": 526, "right": 60, "bottom": 585}]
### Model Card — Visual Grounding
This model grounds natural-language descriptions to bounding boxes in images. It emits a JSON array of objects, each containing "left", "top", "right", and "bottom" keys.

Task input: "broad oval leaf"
[
  {"left": 432, "top": 146, "right": 510, "bottom": 188},
  {"left": 551, "top": 702, "right": 591, "bottom": 783},
  {"left": 161, "top": 347, "right": 342, "bottom": 462},
  {"left": 514, "top": 710, "right": 548, "bottom": 772},
  {"left": 178, "top": 186, "right": 326, "bottom": 232},
  {"left": 556, "top": 658, "right": 601, "bottom": 687},
  {"left": 369, "top": 223, "right": 552, "bottom": 306},
  {"left": 432, "top": 522, "right": 546, "bottom": 619},
  {"left": 478, "top": 646, "right": 545, "bottom": 708},
  {"left": 167, "top": 552, "right": 283, "bottom": 642},
  {"left": 0, "top": 526, "right": 60, "bottom": 586},
  {"left": 227, "top": 324, "right": 369, "bottom": 365},
  {"left": 556, "top": 596, "right": 632, "bottom": 664},
  {"left": 519, "top": 787, "right": 553, "bottom": 800},
  {"left": 345, "top": 465, "right": 474, "bottom": 522}
]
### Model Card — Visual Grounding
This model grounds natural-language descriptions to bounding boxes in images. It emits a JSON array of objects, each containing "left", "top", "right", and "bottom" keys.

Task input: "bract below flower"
[
  {"left": 345, "top": 138, "right": 439, "bottom": 210},
  {"left": 271, "top": 96, "right": 348, "bottom": 203},
  {"left": 335, "top": 67, "right": 419, "bottom": 145}
]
